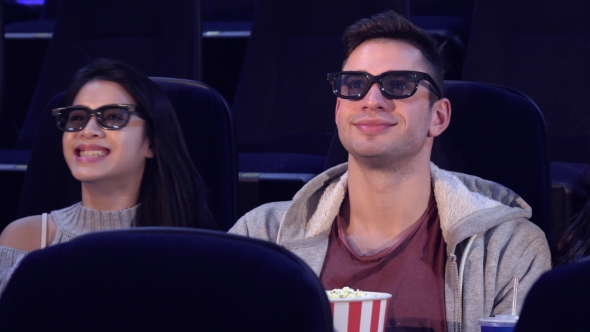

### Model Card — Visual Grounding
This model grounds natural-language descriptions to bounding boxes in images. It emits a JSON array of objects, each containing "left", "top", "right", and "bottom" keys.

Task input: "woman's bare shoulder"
[{"left": 0, "top": 215, "right": 44, "bottom": 252}]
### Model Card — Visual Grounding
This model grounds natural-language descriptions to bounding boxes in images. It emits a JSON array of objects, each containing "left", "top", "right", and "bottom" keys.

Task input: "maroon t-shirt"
[{"left": 320, "top": 198, "right": 447, "bottom": 332}]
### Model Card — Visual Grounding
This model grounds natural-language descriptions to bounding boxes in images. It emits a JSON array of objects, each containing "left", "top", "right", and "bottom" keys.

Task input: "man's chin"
[
  {"left": 349, "top": 152, "right": 396, "bottom": 167},
  {"left": 348, "top": 145, "right": 394, "bottom": 160},
  {"left": 349, "top": 145, "right": 424, "bottom": 169}
]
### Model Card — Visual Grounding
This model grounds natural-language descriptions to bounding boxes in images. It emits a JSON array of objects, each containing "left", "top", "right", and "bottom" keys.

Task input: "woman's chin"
[{"left": 71, "top": 172, "right": 105, "bottom": 183}]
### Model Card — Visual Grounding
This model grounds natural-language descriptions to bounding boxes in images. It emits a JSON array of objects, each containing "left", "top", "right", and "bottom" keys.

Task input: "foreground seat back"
[
  {"left": 17, "top": 78, "right": 237, "bottom": 231},
  {"left": 0, "top": 228, "right": 333, "bottom": 331},
  {"left": 515, "top": 258, "right": 590, "bottom": 332},
  {"left": 325, "top": 81, "right": 552, "bottom": 244}
]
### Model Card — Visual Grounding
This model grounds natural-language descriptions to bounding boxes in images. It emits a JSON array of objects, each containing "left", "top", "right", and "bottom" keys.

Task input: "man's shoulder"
[
  {"left": 481, "top": 217, "right": 549, "bottom": 259},
  {"left": 228, "top": 201, "right": 292, "bottom": 240},
  {"left": 467, "top": 217, "right": 551, "bottom": 281},
  {"left": 490, "top": 217, "right": 547, "bottom": 241},
  {"left": 242, "top": 201, "right": 292, "bottom": 223}
]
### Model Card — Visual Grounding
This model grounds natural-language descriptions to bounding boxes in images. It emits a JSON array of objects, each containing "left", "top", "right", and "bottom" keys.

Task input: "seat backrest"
[
  {"left": 16, "top": 78, "right": 237, "bottom": 231},
  {"left": 16, "top": 0, "right": 202, "bottom": 150},
  {"left": 0, "top": 227, "right": 333, "bottom": 331},
  {"left": 514, "top": 257, "right": 590, "bottom": 332},
  {"left": 232, "top": 0, "right": 408, "bottom": 156},
  {"left": 462, "top": 0, "right": 590, "bottom": 163},
  {"left": 324, "top": 81, "right": 552, "bottom": 243}
]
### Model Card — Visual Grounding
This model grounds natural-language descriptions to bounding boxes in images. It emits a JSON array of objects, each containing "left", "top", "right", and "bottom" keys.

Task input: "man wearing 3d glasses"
[{"left": 230, "top": 10, "right": 550, "bottom": 332}]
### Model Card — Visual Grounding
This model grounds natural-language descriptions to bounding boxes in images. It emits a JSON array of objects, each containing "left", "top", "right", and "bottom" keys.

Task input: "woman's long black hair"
[
  {"left": 557, "top": 200, "right": 590, "bottom": 265},
  {"left": 64, "top": 58, "right": 216, "bottom": 229}
]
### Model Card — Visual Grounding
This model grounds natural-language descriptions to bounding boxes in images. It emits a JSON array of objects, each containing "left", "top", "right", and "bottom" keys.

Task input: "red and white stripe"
[{"left": 330, "top": 299, "right": 390, "bottom": 332}]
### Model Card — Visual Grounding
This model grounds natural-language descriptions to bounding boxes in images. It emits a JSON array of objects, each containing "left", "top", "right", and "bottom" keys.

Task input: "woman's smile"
[{"left": 75, "top": 143, "right": 110, "bottom": 162}]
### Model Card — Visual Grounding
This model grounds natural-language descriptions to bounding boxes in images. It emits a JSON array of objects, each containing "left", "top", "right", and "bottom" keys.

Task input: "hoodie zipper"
[
  {"left": 451, "top": 254, "right": 462, "bottom": 332},
  {"left": 454, "top": 234, "right": 477, "bottom": 332}
]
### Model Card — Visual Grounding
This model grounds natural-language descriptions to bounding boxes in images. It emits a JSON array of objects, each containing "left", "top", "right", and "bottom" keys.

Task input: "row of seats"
[{"left": 3, "top": 224, "right": 583, "bottom": 331}]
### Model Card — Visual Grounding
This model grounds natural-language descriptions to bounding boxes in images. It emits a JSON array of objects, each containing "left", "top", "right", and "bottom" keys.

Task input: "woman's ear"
[
  {"left": 146, "top": 147, "right": 154, "bottom": 158},
  {"left": 144, "top": 143, "right": 155, "bottom": 159}
]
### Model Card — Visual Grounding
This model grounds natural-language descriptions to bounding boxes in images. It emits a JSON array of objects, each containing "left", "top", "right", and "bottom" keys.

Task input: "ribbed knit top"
[{"left": 0, "top": 202, "right": 137, "bottom": 294}]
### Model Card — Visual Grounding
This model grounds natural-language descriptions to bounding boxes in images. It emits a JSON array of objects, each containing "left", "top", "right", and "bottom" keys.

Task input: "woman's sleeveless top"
[{"left": 0, "top": 203, "right": 137, "bottom": 294}]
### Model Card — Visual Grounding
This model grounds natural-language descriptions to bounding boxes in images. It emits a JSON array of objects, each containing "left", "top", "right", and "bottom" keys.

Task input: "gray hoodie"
[{"left": 229, "top": 162, "right": 551, "bottom": 332}]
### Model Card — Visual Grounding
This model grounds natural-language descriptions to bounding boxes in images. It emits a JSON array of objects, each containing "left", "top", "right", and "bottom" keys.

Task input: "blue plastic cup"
[{"left": 478, "top": 314, "right": 518, "bottom": 332}]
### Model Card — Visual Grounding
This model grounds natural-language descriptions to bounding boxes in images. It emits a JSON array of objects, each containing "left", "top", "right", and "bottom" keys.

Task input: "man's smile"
[{"left": 353, "top": 118, "right": 397, "bottom": 133}]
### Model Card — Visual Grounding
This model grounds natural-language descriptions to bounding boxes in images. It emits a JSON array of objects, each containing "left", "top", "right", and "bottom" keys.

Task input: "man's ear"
[{"left": 428, "top": 97, "right": 451, "bottom": 137}]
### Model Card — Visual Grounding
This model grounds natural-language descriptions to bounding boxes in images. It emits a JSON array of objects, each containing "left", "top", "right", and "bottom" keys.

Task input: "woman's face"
[{"left": 63, "top": 80, "right": 153, "bottom": 185}]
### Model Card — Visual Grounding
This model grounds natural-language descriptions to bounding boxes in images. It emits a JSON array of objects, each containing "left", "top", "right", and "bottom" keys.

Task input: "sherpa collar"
[{"left": 296, "top": 162, "right": 531, "bottom": 249}]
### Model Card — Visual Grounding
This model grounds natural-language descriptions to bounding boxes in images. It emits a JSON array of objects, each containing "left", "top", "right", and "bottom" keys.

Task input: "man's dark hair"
[{"left": 342, "top": 10, "right": 446, "bottom": 101}]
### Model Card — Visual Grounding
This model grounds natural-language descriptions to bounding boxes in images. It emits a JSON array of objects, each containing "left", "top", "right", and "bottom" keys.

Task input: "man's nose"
[{"left": 362, "top": 82, "right": 388, "bottom": 108}]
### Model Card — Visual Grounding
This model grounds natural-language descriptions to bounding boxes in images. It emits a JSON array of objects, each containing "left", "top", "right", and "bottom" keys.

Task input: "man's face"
[{"left": 335, "top": 39, "right": 439, "bottom": 166}]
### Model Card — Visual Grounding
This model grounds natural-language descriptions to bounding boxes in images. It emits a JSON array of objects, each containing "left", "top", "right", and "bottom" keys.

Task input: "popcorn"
[
  {"left": 326, "top": 289, "right": 392, "bottom": 332},
  {"left": 327, "top": 287, "right": 369, "bottom": 299}
]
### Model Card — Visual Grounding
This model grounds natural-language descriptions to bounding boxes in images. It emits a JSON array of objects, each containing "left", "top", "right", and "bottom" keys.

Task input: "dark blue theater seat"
[
  {"left": 463, "top": 0, "right": 590, "bottom": 165},
  {"left": 515, "top": 258, "right": 590, "bottom": 332},
  {"left": 0, "top": 227, "right": 333, "bottom": 331},
  {"left": 462, "top": 0, "right": 590, "bottom": 230}
]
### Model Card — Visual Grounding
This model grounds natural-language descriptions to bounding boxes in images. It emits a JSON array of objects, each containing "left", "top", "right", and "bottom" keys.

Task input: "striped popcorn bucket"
[{"left": 328, "top": 291, "right": 392, "bottom": 332}]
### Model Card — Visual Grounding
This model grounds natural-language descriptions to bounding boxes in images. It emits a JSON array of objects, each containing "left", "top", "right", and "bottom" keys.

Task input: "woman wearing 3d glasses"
[{"left": 0, "top": 59, "right": 215, "bottom": 294}]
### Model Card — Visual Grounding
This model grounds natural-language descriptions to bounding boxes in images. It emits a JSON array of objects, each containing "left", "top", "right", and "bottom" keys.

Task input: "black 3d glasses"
[
  {"left": 327, "top": 71, "right": 441, "bottom": 100},
  {"left": 51, "top": 104, "right": 141, "bottom": 132}
]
